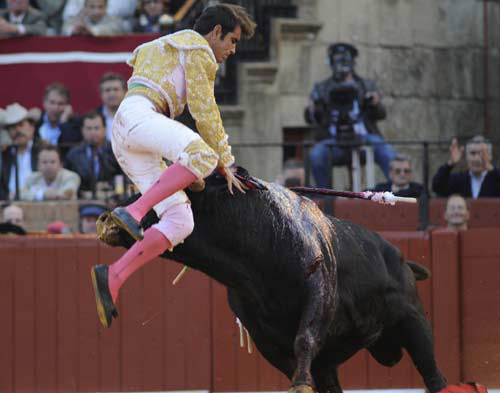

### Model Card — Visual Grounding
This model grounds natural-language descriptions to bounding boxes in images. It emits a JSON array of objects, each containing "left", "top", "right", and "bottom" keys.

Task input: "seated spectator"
[
  {"left": 21, "top": 144, "right": 80, "bottom": 201},
  {"left": 372, "top": 154, "right": 423, "bottom": 197},
  {"left": 432, "top": 136, "right": 500, "bottom": 198},
  {"left": 442, "top": 194, "right": 470, "bottom": 231},
  {"left": 2, "top": 203, "right": 25, "bottom": 227},
  {"left": 0, "top": 0, "right": 48, "bottom": 38},
  {"left": 96, "top": 72, "right": 127, "bottom": 141},
  {"left": 36, "top": 82, "right": 82, "bottom": 158},
  {"left": 0, "top": 107, "right": 13, "bottom": 151},
  {"left": 79, "top": 202, "right": 107, "bottom": 234},
  {"left": 276, "top": 159, "right": 305, "bottom": 187},
  {"left": 64, "top": 111, "right": 120, "bottom": 198},
  {"left": 1, "top": 103, "right": 40, "bottom": 200},
  {"left": 62, "top": 0, "right": 126, "bottom": 36},
  {"left": 63, "top": 0, "right": 137, "bottom": 22},
  {"left": 0, "top": 203, "right": 26, "bottom": 234},
  {"left": 133, "top": 0, "right": 175, "bottom": 34}
]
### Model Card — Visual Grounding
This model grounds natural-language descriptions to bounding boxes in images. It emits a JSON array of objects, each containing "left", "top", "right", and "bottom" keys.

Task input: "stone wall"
[{"left": 232, "top": 0, "right": 500, "bottom": 187}]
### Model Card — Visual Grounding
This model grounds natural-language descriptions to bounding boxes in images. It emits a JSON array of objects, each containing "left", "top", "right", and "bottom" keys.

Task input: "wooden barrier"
[{"left": 0, "top": 230, "right": 499, "bottom": 392}]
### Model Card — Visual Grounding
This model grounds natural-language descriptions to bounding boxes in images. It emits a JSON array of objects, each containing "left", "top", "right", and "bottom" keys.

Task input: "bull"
[{"left": 98, "top": 168, "right": 447, "bottom": 393}]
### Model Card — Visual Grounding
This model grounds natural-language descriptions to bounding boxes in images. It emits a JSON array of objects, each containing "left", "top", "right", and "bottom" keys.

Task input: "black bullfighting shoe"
[
  {"left": 91, "top": 265, "right": 118, "bottom": 328},
  {"left": 110, "top": 207, "right": 144, "bottom": 241}
]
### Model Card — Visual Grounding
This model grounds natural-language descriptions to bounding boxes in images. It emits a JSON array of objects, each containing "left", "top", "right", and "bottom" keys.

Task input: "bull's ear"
[{"left": 96, "top": 212, "right": 123, "bottom": 247}]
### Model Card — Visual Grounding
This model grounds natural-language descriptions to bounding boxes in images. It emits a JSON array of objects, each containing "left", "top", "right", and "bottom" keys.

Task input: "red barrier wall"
[
  {"left": 0, "top": 35, "right": 154, "bottom": 113},
  {"left": 0, "top": 230, "right": 499, "bottom": 392}
]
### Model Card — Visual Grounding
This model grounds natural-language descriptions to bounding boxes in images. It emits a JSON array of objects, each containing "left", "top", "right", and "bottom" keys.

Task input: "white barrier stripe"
[
  {"left": 0, "top": 51, "right": 132, "bottom": 65},
  {"left": 213, "top": 388, "right": 500, "bottom": 393}
]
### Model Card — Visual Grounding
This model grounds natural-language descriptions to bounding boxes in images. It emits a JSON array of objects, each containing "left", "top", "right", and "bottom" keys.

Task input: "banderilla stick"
[
  {"left": 289, "top": 187, "right": 417, "bottom": 204},
  {"left": 172, "top": 265, "right": 190, "bottom": 285}
]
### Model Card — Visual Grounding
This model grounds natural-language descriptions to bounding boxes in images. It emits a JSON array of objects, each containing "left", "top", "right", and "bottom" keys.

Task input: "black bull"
[{"left": 98, "top": 171, "right": 447, "bottom": 393}]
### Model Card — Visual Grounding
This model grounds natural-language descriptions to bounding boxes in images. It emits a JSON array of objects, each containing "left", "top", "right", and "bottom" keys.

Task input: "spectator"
[
  {"left": 432, "top": 136, "right": 500, "bottom": 198},
  {"left": 36, "top": 82, "right": 82, "bottom": 158},
  {"left": 305, "top": 43, "right": 396, "bottom": 188},
  {"left": 21, "top": 144, "right": 80, "bottom": 201},
  {"left": 0, "top": 107, "right": 13, "bottom": 150},
  {"left": 64, "top": 111, "right": 120, "bottom": 198},
  {"left": 442, "top": 194, "right": 470, "bottom": 231},
  {"left": 372, "top": 154, "right": 423, "bottom": 197},
  {"left": 0, "top": 0, "right": 48, "bottom": 38},
  {"left": 2, "top": 203, "right": 25, "bottom": 227},
  {"left": 133, "top": 0, "right": 175, "bottom": 34},
  {"left": 62, "top": 0, "right": 126, "bottom": 36},
  {"left": 96, "top": 72, "right": 127, "bottom": 141},
  {"left": 63, "top": 0, "right": 137, "bottom": 21},
  {"left": 1, "top": 103, "right": 40, "bottom": 200},
  {"left": 0, "top": 203, "right": 26, "bottom": 235},
  {"left": 79, "top": 202, "right": 107, "bottom": 234}
]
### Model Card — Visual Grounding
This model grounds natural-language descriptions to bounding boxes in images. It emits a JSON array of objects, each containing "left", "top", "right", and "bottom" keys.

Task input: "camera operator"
[{"left": 305, "top": 43, "right": 396, "bottom": 188}]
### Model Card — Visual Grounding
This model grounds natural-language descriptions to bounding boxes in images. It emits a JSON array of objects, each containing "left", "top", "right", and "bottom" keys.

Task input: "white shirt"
[
  {"left": 102, "top": 106, "right": 114, "bottom": 141},
  {"left": 9, "top": 141, "right": 33, "bottom": 197},
  {"left": 38, "top": 114, "right": 61, "bottom": 145},
  {"left": 63, "top": 0, "right": 137, "bottom": 18},
  {"left": 9, "top": 12, "right": 26, "bottom": 34},
  {"left": 470, "top": 170, "right": 488, "bottom": 199}
]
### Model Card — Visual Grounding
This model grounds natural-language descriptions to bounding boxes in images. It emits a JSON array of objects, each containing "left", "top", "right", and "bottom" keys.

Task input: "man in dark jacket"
[
  {"left": 305, "top": 43, "right": 396, "bottom": 188},
  {"left": 36, "top": 82, "right": 82, "bottom": 159},
  {"left": 0, "top": 0, "right": 47, "bottom": 37},
  {"left": 1, "top": 103, "right": 40, "bottom": 200},
  {"left": 432, "top": 135, "right": 500, "bottom": 198},
  {"left": 372, "top": 154, "right": 423, "bottom": 197},
  {"left": 64, "top": 111, "right": 120, "bottom": 198}
]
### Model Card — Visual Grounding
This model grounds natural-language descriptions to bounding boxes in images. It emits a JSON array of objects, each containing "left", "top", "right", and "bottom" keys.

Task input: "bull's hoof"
[{"left": 288, "top": 384, "right": 315, "bottom": 393}]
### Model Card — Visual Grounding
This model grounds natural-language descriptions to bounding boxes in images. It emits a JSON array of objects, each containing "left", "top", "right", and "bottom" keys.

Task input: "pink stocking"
[
  {"left": 108, "top": 227, "right": 170, "bottom": 302},
  {"left": 127, "top": 162, "right": 198, "bottom": 222}
]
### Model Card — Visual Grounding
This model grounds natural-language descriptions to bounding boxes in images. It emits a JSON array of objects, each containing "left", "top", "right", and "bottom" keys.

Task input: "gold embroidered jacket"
[{"left": 126, "top": 29, "right": 234, "bottom": 168}]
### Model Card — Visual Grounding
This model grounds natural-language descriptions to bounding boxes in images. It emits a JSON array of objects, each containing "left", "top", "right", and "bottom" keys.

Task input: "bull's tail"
[{"left": 407, "top": 261, "right": 430, "bottom": 281}]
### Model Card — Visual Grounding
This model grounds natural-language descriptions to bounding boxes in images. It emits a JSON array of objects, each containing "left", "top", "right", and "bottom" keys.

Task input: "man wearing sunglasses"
[{"left": 372, "top": 154, "right": 423, "bottom": 197}]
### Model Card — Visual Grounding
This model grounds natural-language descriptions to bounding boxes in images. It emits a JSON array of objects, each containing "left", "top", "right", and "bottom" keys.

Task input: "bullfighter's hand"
[
  {"left": 448, "top": 137, "right": 463, "bottom": 166},
  {"left": 219, "top": 166, "right": 248, "bottom": 195}
]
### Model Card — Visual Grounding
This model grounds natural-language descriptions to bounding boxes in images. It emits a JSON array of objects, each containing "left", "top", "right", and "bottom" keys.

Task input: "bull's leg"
[
  {"left": 289, "top": 272, "right": 334, "bottom": 393},
  {"left": 227, "top": 291, "right": 295, "bottom": 378},
  {"left": 314, "top": 366, "right": 342, "bottom": 393},
  {"left": 367, "top": 326, "right": 404, "bottom": 367},
  {"left": 401, "top": 312, "right": 447, "bottom": 393}
]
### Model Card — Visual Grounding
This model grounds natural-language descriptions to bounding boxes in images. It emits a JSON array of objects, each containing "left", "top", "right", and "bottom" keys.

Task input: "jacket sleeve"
[
  {"left": 185, "top": 49, "right": 234, "bottom": 168},
  {"left": 24, "top": 11, "right": 48, "bottom": 36},
  {"left": 432, "top": 163, "right": 457, "bottom": 197},
  {"left": 363, "top": 79, "right": 386, "bottom": 121}
]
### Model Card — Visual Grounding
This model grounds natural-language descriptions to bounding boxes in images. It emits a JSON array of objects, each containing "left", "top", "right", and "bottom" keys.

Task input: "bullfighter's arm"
[{"left": 185, "top": 49, "right": 235, "bottom": 168}]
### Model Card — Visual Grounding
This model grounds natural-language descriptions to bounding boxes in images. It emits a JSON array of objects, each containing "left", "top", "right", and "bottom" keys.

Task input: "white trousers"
[{"left": 112, "top": 95, "right": 200, "bottom": 219}]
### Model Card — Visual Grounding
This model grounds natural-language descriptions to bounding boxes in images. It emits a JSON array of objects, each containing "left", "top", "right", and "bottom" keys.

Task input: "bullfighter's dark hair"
[{"left": 194, "top": 4, "right": 256, "bottom": 40}]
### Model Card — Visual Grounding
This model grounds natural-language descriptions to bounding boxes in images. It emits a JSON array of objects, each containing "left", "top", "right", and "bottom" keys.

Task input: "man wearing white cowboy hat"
[{"left": 1, "top": 103, "right": 40, "bottom": 200}]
